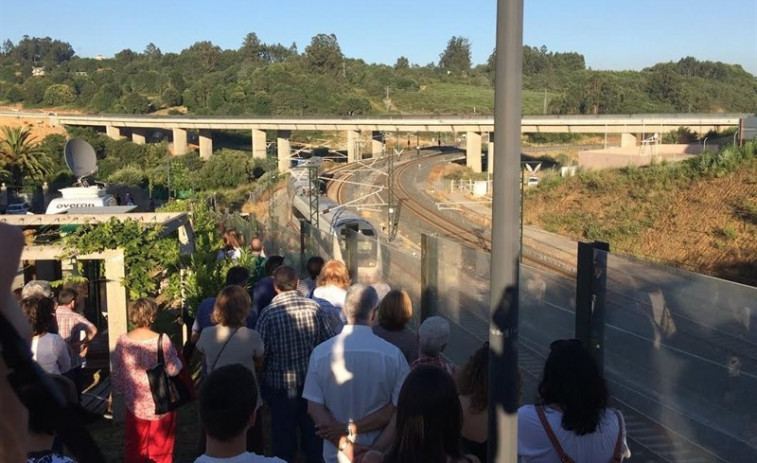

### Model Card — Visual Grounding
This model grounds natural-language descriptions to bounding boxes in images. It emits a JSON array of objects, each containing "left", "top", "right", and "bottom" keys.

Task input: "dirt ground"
[{"left": 0, "top": 106, "right": 70, "bottom": 140}]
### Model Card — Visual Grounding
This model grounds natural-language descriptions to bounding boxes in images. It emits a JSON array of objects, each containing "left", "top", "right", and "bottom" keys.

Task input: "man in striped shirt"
[
  {"left": 257, "top": 266, "right": 335, "bottom": 463},
  {"left": 56, "top": 287, "right": 97, "bottom": 395}
]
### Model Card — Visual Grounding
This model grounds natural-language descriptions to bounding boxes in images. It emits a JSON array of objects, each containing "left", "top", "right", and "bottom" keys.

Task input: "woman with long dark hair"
[
  {"left": 457, "top": 342, "right": 489, "bottom": 463},
  {"left": 364, "top": 365, "right": 479, "bottom": 463},
  {"left": 518, "top": 339, "right": 631, "bottom": 463}
]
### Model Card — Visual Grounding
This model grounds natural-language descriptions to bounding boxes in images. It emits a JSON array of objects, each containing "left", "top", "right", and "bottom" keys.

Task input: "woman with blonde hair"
[
  {"left": 372, "top": 289, "right": 418, "bottom": 364},
  {"left": 112, "top": 298, "right": 181, "bottom": 463},
  {"left": 196, "top": 285, "right": 265, "bottom": 453},
  {"left": 312, "top": 259, "right": 351, "bottom": 331}
]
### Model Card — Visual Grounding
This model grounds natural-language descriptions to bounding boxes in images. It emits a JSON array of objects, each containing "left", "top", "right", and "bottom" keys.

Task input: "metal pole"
[
  {"left": 420, "top": 233, "right": 439, "bottom": 322},
  {"left": 489, "top": 0, "right": 523, "bottom": 462}
]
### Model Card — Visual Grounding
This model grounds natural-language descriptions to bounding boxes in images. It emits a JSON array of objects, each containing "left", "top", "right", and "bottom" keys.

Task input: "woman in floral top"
[{"left": 112, "top": 298, "right": 181, "bottom": 463}]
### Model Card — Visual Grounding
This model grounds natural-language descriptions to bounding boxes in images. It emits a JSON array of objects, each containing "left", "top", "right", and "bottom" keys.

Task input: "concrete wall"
[{"left": 578, "top": 143, "right": 711, "bottom": 170}]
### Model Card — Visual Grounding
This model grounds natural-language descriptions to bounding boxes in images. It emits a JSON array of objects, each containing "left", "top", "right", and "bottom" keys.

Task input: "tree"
[
  {"left": 21, "top": 78, "right": 47, "bottom": 105},
  {"left": 91, "top": 82, "right": 122, "bottom": 112},
  {"left": 162, "top": 87, "right": 182, "bottom": 107},
  {"left": 143, "top": 42, "right": 162, "bottom": 61},
  {"left": 121, "top": 92, "right": 151, "bottom": 114},
  {"left": 261, "top": 43, "right": 296, "bottom": 63},
  {"left": 184, "top": 41, "right": 222, "bottom": 72},
  {"left": 0, "top": 126, "right": 52, "bottom": 187},
  {"left": 439, "top": 36, "right": 471, "bottom": 73},
  {"left": 394, "top": 56, "right": 409, "bottom": 70},
  {"left": 304, "top": 33, "right": 343, "bottom": 74},
  {"left": 43, "top": 83, "right": 76, "bottom": 106},
  {"left": 240, "top": 33, "right": 263, "bottom": 62}
]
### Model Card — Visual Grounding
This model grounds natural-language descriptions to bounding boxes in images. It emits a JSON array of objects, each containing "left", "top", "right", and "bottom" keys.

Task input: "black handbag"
[{"left": 146, "top": 333, "right": 192, "bottom": 415}]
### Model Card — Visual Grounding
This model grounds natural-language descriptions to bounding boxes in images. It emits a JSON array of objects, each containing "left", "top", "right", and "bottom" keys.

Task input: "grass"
[{"left": 523, "top": 142, "right": 757, "bottom": 285}]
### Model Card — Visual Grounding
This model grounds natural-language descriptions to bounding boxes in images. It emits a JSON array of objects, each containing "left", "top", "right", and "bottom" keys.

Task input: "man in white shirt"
[{"left": 303, "top": 284, "right": 409, "bottom": 463}]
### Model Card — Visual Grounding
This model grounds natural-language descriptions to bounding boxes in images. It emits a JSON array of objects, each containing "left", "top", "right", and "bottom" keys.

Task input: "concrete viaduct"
[{"left": 47, "top": 113, "right": 744, "bottom": 173}]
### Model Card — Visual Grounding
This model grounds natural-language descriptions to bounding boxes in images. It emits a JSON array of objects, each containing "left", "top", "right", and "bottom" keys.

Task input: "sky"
[{"left": 0, "top": 0, "right": 755, "bottom": 76}]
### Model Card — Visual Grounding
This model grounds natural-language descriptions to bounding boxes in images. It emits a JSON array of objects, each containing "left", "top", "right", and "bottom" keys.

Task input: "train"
[{"left": 289, "top": 161, "right": 382, "bottom": 283}]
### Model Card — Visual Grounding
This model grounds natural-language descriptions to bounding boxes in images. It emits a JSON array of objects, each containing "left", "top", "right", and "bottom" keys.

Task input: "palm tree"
[{"left": 0, "top": 125, "right": 51, "bottom": 188}]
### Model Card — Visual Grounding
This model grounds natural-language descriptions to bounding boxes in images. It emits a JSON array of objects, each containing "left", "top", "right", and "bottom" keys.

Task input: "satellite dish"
[{"left": 64, "top": 138, "right": 98, "bottom": 185}]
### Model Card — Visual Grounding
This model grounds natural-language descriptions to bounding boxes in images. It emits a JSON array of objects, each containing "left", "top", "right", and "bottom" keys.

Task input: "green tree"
[
  {"left": 143, "top": 42, "right": 162, "bottom": 61},
  {"left": 43, "top": 83, "right": 76, "bottom": 106},
  {"left": 394, "top": 56, "right": 409, "bottom": 70},
  {"left": 304, "top": 33, "right": 343, "bottom": 74},
  {"left": 121, "top": 92, "right": 151, "bottom": 114},
  {"left": 0, "top": 126, "right": 52, "bottom": 187},
  {"left": 91, "top": 82, "right": 122, "bottom": 112},
  {"left": 240, "top": 32, "right": 263, "bottom": 63},
  {"left": 439, "top": 36, "right": 471, "bottom": 73},
  {"left": 162, "top": 87, "right": 182, "bottom": 107},
  {"left": 21, "top": 78, "right": 47, "bottom": 104}
]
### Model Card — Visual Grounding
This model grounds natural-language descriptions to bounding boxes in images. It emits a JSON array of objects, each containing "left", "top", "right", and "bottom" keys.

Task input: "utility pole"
[
  {"left": 543, "top": 88, "right": 547, "bottom": 114},
  {"left": 388, "top": 131, "right": 401, "bottom": 241},
  {"left": 307, "top": 164, "right": 319, "bottom": 230},
  {"left": 489, "top": 0, "right": 523, "bottom": 462}
]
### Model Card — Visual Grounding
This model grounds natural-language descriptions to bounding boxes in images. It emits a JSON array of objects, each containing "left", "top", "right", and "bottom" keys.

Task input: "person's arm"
[
  {"left": 308, "top": 401, "right": 341, "bottom": 446},
  {"left": 252, "top": 329, "right": 265, "bottom": 371},
  {"left": 78, "top": 316, "right": 98, "bottom": 356},
  {"left": 369, "top": 412, "right": 396, "bottom": 453},
  {"left": 189, "top": 318, "right": 201, "bottom": 344},
  {"left": 163, "top": 335, "right": 182, "bottom": 376},
  {"left": 315, "top": 401, "right": 395, "bottom": 446},
  {"left": 355, "top": 402, "right": 395, "bottom": 434}
]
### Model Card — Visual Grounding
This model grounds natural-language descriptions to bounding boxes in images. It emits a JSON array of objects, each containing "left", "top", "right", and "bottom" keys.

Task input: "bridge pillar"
[
  {"left": 131, "top": 128, "right": 147, "bottom": 144},
  {"left": 466, "top": 131, "right": 483, "bottom": 173},
  {"left": 172, "top": 128, "right": 188, "bottom": 155},
  {"left": 252, "top": 129, "right": 267, "bottom": 159},
  {"left": 347, "top": 130, "right": 360, "bottom": 163},
  {"left": 371, "top": 131, "right": 384, "bottom": 157},
  {"left": 277, "top": 130, "right": 291, "bottom": 173},
  {"left": 199, "top": 130, "right": 213, "bottom": 160},
  {"left": 106, "top": 125, "right": 122, "bottom": 140},
  {"left": 487, "top": 141, "right": 495, "bottom": 173},
  {"left": 620, "top": 133, "right": 637, "bottom": 148}
]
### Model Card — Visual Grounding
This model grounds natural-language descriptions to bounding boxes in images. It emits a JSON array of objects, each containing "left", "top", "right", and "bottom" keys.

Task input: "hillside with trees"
[{"left": 1, "top": 34, "right": 756, "bottom": 116}]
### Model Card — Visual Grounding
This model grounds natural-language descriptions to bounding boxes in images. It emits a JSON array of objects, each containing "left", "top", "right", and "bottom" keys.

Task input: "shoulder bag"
[
  {"left": 146, "top": 333, "right": 193, "bottom": 415},
  {"left": 535, "top": 405, "right": 625, "bottom": 463},
  {"left": 209, "top": 327, "right": 240, "bottom": 372}
]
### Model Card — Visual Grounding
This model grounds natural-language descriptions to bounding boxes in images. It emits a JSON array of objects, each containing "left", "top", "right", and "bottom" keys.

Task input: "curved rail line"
[{"left": 324, "top": 153, "right": 731, "bottom": 463}]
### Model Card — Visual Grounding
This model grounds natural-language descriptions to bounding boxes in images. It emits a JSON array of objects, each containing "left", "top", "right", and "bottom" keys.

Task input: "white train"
[{"left": 290, "top": 161, "right": 381, "bottom": 282}]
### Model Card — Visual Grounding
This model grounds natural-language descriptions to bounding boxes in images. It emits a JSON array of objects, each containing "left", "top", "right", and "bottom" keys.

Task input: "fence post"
[
  {"left": 574, "top": 241, "right": 610, "bottom": 374},
  {"left": 299, "top": 220, "right": 308, "bottom": 274},
  {"left": 420, "top": 233, "right": 439, "bottom": 322}
]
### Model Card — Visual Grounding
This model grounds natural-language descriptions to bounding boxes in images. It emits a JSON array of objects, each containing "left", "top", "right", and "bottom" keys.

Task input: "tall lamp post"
[{"left": 489, "top": 0, "right": 523, "bottom": 462}]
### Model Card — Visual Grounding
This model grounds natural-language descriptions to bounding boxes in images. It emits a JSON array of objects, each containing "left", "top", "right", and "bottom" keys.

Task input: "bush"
[
  {"left": 43, "top": 83, "right": 76, "bottom": 106},
  {"left": 196, "top": 149, "right": 251, "bottom": 189}
]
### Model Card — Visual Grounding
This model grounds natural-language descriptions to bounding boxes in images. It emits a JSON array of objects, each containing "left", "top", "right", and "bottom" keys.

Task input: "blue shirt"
[{"left": 251, "top": 277, "right": 277, "bottom": 319}]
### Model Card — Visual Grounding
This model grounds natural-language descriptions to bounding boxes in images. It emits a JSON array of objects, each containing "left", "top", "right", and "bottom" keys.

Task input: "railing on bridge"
[{"left": 255, "top": 217, "right": 756, "bottom": 463}]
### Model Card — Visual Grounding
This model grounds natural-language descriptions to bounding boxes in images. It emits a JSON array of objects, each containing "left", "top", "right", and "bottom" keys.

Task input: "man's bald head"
[{"left": 250, "top": 237, "right": 264, "bottom": 254}]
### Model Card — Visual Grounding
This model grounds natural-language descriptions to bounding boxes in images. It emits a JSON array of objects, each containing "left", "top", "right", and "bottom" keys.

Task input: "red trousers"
[{"left": 125, "top": 408, "right": 177, "bottom": 463}]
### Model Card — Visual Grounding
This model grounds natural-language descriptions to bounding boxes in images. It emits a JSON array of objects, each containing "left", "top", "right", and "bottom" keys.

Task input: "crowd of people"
[{"left": 0, "top": 223, "right": 632, "bottom": 463}]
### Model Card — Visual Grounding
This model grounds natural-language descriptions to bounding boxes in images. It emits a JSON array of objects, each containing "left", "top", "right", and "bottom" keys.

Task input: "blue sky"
[{"left": 1, "top": 0, "right": 755, "bottom": 75}]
